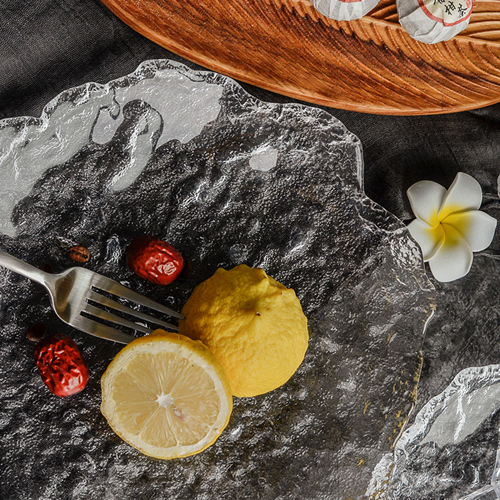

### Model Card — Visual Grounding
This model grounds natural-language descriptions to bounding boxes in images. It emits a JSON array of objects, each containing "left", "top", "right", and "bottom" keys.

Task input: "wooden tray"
[{"left": 100, "top": 0, "right": 500, "bottom": 115}]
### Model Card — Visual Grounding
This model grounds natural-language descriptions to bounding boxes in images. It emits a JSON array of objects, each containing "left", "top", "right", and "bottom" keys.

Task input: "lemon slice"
[{"left": 101, "top": 330, "right": 233, "bottom": 459}]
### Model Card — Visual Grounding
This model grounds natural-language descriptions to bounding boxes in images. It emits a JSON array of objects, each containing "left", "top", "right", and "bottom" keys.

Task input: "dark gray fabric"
[{"left": 1, "top": 0, "right": 500, "bottom": 498}]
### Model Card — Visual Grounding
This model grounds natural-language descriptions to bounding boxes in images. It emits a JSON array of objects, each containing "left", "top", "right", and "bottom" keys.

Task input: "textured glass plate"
[
  {"left": 0, "top": 60, "right": 435, "bottom": 500},
  {"left": 390, "top": 364, "right": 500, "bottom": 500}
]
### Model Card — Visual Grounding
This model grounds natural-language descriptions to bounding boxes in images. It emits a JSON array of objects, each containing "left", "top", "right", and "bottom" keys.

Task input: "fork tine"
[
  {"left": 82, "top": 303, "right": 153, "bottom": 335},
  {"left": 87, "top": 290, "right": 180, "bottom": 331},
  {"left": 91, "top": 275, "right": 184, "bottom": 320},
  {"left": 71, "top": 314, "right": 135, "bottom": 345},
  {"left": 83, "top": 303, "right": 153, "bottom": 335}
]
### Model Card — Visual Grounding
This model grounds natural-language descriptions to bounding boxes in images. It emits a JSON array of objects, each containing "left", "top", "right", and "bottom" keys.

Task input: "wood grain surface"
[{"left": 99, "top": 0, "right": 500, "bottom": 115}]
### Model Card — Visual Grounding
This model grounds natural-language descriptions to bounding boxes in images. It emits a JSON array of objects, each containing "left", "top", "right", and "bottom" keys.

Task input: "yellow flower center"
[{"left": 437, "top": 203, "right": 466, "bottom": 223}]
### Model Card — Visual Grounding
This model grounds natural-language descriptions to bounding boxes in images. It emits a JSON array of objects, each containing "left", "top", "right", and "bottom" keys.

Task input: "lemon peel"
[
  {"left": 179, "top": 265, "right": 309, "bottom": 397},
  {"left": 100, "top": 330, "right": 233, "bottom": 459}
]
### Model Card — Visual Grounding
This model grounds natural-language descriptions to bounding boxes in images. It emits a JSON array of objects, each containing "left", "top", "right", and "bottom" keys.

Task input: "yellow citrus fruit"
[
  {"left": 100, "top": 330, "right": 233, "bottom": 459},
  {"left": 179, "top": 265, "right": 308, "bottom": 397}
]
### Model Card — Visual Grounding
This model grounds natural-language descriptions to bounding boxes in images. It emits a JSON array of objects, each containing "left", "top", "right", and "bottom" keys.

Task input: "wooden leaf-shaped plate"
[{"left": 100, "top": 0, "right": 500, "bottom": 115}]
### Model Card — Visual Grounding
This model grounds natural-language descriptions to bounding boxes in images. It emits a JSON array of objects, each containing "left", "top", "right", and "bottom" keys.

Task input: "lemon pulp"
[{"left": 101, "top": 330, "right": 233, "bottom": 459}]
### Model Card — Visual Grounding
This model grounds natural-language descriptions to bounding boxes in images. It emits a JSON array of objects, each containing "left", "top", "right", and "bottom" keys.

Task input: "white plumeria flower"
[{"left": 407, "top": 172, "right": 497, "bottom": 283}]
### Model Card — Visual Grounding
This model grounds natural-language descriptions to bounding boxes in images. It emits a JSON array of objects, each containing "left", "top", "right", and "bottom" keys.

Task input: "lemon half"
[
  {"left": 101, "top": 330, "right": 233, "bottom": 459},
  {"left": 179, "top": 265, "right": 309, "bottom": 397}
]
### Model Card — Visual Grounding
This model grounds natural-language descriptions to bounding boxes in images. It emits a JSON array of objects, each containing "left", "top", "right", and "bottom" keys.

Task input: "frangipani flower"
[{"left": 407, "top": 172, "right": 497, "bottom": 283}]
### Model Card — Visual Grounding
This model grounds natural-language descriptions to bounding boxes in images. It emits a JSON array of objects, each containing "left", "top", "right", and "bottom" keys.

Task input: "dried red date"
[
  {"left": 127, "top": 236, "right": 184, "bottom": 285},
  {"left": 68, "top": 246, "right": 90, "bottom": 263},
  {"left": 34, "top": 334, "right": 88, "bottom": 397}
]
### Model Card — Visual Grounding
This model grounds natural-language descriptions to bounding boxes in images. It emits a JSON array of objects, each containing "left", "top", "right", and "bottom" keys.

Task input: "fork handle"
[{"left": 0, "top": 249, "right": 50, "bottom": 286}]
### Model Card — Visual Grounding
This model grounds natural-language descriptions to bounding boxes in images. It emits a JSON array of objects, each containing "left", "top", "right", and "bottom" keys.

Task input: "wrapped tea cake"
[
  {"left": 397, "top": 0, "right": 473, "bottom": 43},
  {"left": 312, "top": 0, "right": 381, "bottom": 21}
]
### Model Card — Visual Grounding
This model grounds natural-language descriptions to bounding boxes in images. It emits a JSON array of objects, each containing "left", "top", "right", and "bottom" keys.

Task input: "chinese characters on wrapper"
[
  {"left": 397, "top": 0, "right": 473, "bottom": 43},
  {"left": 311, "top": 0, "right": 473, "bottom": 43}
]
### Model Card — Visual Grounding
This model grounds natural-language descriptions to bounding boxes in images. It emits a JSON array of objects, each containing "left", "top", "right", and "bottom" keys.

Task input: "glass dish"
[{"left": 0, "top": 60, "right": 434, "bottom": 499}]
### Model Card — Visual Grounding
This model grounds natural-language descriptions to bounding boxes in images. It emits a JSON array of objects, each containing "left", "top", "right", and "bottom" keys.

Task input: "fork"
[{"left": 0, "top": 249, "right": 184, "bottom": 344}]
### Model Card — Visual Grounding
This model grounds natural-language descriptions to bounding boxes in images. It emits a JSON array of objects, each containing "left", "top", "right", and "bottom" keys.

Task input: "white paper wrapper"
[
  {"left": 397, "top": 0, "right": 473, "bottom": 43},
  {"left": 312, "top": 0, "right": 381, "bottom": 21}
]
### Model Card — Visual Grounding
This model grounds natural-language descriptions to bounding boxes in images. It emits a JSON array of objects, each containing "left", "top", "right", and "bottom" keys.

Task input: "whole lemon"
[{"left": 179, "top": 265, "right": 308, "bottom": 397}]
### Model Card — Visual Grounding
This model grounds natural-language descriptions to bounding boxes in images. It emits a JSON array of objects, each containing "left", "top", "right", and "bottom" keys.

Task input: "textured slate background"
[{"left": 1, "top": 1, "right": 500, "bottom": 499}]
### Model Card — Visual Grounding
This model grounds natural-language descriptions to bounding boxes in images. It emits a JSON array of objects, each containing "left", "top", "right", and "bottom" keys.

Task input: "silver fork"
[{"left": 0, "top": 249, "right": 184, "bottom": 344}]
